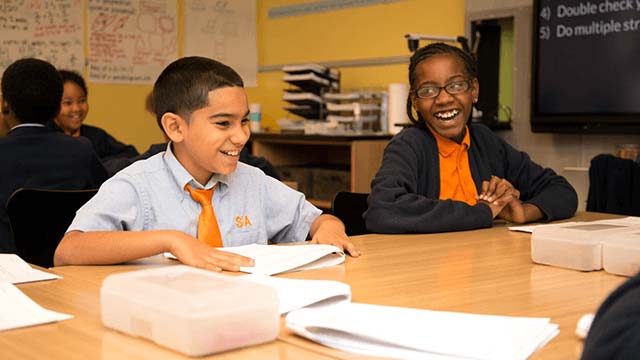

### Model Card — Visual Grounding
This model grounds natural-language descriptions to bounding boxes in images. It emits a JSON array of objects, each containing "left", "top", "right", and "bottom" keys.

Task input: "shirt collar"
[
  {"left": 9, "top": 123, "right": 46, "bottom": 132},
  {"left": 429, "top": 125, "right": 471, "bottom": 157},
  {"left": 163, "top": 143, "right": 232, "bottom": 197}
]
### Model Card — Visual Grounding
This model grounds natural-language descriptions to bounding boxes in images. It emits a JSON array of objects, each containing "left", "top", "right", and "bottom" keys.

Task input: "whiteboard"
[
  {"left": 183, "top": 0, "right": 257, "bottom": 87},
  {"left": 0, "top": 0, "right": 84, "bottom": 75},
  {"left": 87, "top": 0, "right": 179, "bottom": 84}
]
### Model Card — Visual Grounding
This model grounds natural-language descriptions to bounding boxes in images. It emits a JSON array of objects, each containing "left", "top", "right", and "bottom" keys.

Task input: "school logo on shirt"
[{"left": 235, "top": 215, "right": 252, "bottom": 228}]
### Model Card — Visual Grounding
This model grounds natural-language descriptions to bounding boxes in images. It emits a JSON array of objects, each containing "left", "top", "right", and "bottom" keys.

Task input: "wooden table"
[
  {"left": 3, "top": 212, "right": 628, "bottom": 359},
  {"left": 276, "top": 212, "right": 628, "bottom": 360},
  {"left": 3, "top": 259, "right": 336, "bottom": 360}
]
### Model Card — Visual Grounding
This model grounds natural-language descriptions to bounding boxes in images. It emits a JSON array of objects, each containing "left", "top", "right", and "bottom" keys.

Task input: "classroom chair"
[
  {"left": 586, "top": 154, "right": 640, "bottom": 216},
  {"left": 331, "top": 192, "right": 369, "bottom": 236},
  {"left": 7, "top": 188, "right": 98, "bottom": 268}
]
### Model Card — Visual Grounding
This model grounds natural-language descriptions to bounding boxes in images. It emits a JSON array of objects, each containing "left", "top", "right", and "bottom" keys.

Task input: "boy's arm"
[
  {"left": 308, "top": 214, "right": 361, "bottom": 257},
  {"left": 54, "top": 230, "right": 254, "bottom": 271}
]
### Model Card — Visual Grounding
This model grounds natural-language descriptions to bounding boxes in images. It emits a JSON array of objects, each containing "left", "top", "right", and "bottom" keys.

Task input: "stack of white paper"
[
  {"left": 0, "top": 254, "right": 61, "bottom": 284},
  {"left": 286, "top": 302, "right": 558, "bottom": 360},
  {"left": 218, "top": 243, "right": 345, "bottom": 276},
  {"left": 242, "top": 274, "right": 351, "bottom": 314},
  {"left": 0, "top": 282, "right": 72, "bottom": 332}
]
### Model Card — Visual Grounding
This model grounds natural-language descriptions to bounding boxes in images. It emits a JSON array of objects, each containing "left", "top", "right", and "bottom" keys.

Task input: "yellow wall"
[
  {"left": 248, "top": 0, "right": 464, "bottom": 130},
  {"left": 88, "top": 0, "right": 464, "bottom": 150}
]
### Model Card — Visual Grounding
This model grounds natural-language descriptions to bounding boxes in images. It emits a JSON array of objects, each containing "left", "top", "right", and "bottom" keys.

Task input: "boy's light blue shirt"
[{"left": 68, "top": 144, "right": 321, "bottom": 245}]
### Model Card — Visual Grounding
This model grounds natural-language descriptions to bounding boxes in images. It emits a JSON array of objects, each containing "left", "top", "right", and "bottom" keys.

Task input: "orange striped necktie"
[{"left": 184, "top": 183, "right": 223, "bottom": 247}]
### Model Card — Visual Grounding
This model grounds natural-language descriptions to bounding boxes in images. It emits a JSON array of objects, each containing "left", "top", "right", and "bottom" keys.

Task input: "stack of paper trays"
[
  {"left": 531, "top": 217, "right": 640, "bottom": 275},
  {"left": 282, "top": 63, "right": 340, "bottom": 120},
  {"left": 282, "top": 64, "right": 339, "bottom": 85},
  {"left": 283, "top": 73, "right": 331, "bottom": 90},
  {"left": 326, "top": 102, "right": 380, "bottom": 112},
  {"left": 282, "top": 91, "right": 323, "bottom": 106},
  {"left": 323, "top": 91, "right": 383, "bottom": 132}
]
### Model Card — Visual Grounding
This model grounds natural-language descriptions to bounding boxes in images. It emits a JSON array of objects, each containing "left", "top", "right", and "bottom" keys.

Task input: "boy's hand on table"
[
  {"left": 169, "top": 233, "right": 254, "bottom": 272},
  {"left": 310, "top": 218, "right": 361, "bottom": 257}
]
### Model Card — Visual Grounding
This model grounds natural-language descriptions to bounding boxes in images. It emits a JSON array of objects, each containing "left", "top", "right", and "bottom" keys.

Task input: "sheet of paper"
[
  {"left": 509, "top": 217, "right": 640, "bottom": 233},
  {"left": 599, "top": 216, "right": 640, "bottom": 225},
  {"left": 0, "top": 282, "right": 72, "bottom": 332},
  {"left": 286, "top": 302, "right": 558, "bottom": 360},
  {"left": 508, "top": 222, "right": 580, "bottom": 233},
  {"left": 242, "top": 274, "right": 350, "bottom": 314},
  {"left": 219, "top": 244, "right": 345, "bottom": 276},
  {"left": 0, "top": 254, "right": 61, "bottom": 284}
]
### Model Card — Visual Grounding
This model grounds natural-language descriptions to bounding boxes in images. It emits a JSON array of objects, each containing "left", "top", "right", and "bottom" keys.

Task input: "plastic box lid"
[{"left": 101, "top": 265, "right": 280, "bottom": 356}]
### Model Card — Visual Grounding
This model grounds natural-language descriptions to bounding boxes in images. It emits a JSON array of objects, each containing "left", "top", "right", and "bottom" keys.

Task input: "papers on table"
[
  {"left": 508, "top": 223, "right": 573, "bottom": 233},
  {"left": 242, "top": 274, "right": 351, "bottom": 314},
  {"left": 0, "top": 282, "right": 72, "bottom": 332},
  {"left": 0, "top": 254, "right": 61, "bottom": 284},
  {"left": 219, "top": 244, "right": 345, "bottom": 276},
  {"left": 286, "top": 302, "right": 558, "bottom": 360},
  {"left": 164, "top": 243, "right": 345, "bottom": 276},
  {"left": 509, "top": 216, "right": 640, "bottom": 233}
]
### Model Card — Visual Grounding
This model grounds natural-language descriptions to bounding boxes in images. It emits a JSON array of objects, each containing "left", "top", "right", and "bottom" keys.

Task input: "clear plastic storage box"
[{"left": 101, "top": 265, "right": 280, "bottom": 356}]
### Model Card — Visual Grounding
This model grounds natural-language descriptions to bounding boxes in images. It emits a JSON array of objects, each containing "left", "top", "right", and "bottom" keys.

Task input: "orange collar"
[{"left": 428, "top": 126, "right": 470, "bottom": 157}]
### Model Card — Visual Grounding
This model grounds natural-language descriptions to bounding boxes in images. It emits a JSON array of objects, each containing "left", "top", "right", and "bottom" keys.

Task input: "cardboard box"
[
  {"left": 276, "top": 166, "right": 313, "bottom": 197},
  {"left": 311, "top": 167, "right": 350, "bottom": 202}
]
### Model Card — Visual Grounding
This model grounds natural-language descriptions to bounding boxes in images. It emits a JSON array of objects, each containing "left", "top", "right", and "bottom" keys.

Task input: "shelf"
[{"left": 251, "top": 134, "right": 389, "bottom": 204}]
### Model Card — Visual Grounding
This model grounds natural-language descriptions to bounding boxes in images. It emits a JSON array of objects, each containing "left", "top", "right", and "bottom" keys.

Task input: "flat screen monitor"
[{"left": 531, "top": 0, "right": 640, "bottom": 133}]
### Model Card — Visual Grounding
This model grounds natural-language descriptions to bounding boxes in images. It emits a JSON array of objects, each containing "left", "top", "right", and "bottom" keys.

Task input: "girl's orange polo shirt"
[{"left": 428, "top": 126, "right": 478, "bottom": 205}]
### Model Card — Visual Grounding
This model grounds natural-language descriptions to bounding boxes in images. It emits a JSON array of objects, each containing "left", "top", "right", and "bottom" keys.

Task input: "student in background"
[
  {"left": 47, "top": 70, "right": 139, "bottom": 161},
  {"left": 54, "top": 56, "right": 359, "bottom": 270},
  {"left": 104, "top": 92, "right": 281, "bottom": 179},
  {"left": 365, "top": 43, "right": 577, "bottom": 233},
  {"left": 0, "top": 59, "right": 107, "bottom": 253},
  {"left": 580, "top": 270, "right": 640, "bottom": 359}
]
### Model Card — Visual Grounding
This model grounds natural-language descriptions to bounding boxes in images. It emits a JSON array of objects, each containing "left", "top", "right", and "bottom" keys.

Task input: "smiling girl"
[
  {"left": 364, "top": 43, "right": 578, "bottom": 233},
  {"left": 48, "top": 70, "right": 139, "bottom": 162}
]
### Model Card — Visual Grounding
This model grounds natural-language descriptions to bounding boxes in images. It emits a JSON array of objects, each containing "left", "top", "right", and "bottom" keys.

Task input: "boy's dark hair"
[
  {"left": 1, "top": 58, "right": 63, "bottom": 125},
  {"left": 59, "top": 70, "right": 88, "bottom": 96},
  {"left": 153, "top": 56, "right": 244, "bottom": 131},
  {"left": 407, "top": 42, "right": 478, "bottom": 124}
]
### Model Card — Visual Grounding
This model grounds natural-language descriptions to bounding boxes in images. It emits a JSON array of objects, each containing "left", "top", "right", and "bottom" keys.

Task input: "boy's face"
[
  {"left": 411, "top": 54, "right": 478, "bottom": 143},
  {"left": 175, "top": 86, "right": 250, "bottom": 183}
]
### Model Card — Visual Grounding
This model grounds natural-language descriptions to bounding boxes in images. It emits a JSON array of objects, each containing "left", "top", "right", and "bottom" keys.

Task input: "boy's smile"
[
  {"left": 411, "top": 54, "right": 478, "bottom": 144},
  {"left": 171, "top": 86, "right": 250, "bottom": 185}
]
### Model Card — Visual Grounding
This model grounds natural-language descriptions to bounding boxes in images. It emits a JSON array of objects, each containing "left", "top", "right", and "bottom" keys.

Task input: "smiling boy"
[{"left": 54, "top": 57, "right": 359, "bottom": 270}]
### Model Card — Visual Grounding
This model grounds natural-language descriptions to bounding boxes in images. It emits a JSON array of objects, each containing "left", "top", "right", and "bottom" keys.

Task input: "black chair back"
[
  {"left": 587, "top": 154, "right": 640, "bottom": 216},
  {"left": 7, "top": 188, "right": 98, "bottom": 268},
  {"left": 331, "top": 192, "right": 369, "bottom": 236}
]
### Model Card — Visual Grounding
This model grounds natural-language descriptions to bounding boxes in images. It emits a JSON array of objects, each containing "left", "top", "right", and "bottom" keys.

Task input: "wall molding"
[{"left": 258, "top": 55, "right": 410, "bottom": 72}]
